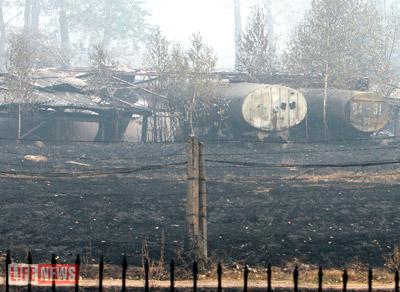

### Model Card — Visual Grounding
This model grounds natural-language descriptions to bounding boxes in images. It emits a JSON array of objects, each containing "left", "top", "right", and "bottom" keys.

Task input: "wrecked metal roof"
[{"left": 0, "top": 69, "right": 160, "bottom": 114}]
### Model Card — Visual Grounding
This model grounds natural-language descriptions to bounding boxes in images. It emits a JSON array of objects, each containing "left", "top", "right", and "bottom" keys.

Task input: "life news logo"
[{"left": 8, "top": 263, "right": 78, "bottom": 286}]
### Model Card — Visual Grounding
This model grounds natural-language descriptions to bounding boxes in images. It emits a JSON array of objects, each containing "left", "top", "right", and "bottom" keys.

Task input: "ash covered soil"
[{"left": 0, "top": 138, "right": 400, "bottom": 268}]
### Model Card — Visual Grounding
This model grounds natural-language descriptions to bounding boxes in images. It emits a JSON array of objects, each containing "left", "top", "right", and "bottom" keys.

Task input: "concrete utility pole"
[
  {"left": 186, "top": 136, "right": 208, "bottom": 260},
  {"left": 234, "top": 0, "right": 242, "bottom": 71}
]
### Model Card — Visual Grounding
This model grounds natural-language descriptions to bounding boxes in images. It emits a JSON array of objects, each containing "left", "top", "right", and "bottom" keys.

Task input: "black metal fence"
[{"left": 4, "top": 251, "right": 400, "bottom": 291}]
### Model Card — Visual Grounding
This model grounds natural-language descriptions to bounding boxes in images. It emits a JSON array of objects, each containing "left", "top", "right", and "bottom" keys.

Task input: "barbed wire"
[
  {"left": 0, "top": 161, "right": 187, "bottom": 178},
  {"left": 205, "top": 158, "right": 400, "bottom": 169},
  {"left": 204, "top": 144, "right": 400, "bottom": 157},
  {"left": 0, "top": 146, "right": 186, "bottom": 161},
  {"left": 0, "top": 133, "right": 396, "bottom": 145}
]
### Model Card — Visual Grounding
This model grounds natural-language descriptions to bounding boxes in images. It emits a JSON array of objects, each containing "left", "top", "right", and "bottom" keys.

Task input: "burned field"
[{"left": 0, "top": 139, "right": 400, "bottom": 268}]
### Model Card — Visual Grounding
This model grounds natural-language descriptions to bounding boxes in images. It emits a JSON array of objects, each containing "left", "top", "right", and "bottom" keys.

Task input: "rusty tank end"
[
  {"left": 295, "top": 88, "right": 390, "bottom": 140},
  {"left": 348, "top": 91, "right": 389, "bottom": 133}
]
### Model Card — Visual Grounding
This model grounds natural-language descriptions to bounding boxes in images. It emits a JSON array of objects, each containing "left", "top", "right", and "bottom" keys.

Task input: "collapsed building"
[{"left": 0, "top": 69, "right": 173, "bottom": 143}]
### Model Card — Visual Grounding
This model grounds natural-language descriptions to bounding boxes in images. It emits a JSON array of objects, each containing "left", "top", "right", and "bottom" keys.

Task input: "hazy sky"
[{"left": 143, "top": 0, "right": 310, "bottom": 70}]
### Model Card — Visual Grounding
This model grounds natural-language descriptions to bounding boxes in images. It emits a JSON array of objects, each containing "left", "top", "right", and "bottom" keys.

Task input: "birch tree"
[
  {"left": 6, "top": 32, "right": 36, "bottom": 141},
  {"left": 284, "top": 0, "right": 384, "bottom": 139},
  {"left": 285, "top": 0, "right": 383, "bottom": 89}
]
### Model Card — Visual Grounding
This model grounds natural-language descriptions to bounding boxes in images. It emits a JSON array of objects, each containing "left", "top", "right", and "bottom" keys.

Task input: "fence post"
[
  {"left": 199, "top": 142, "right": 208, "bottom": 259},
  {"left": 217, "top": 263, "right": 222, "bottom": 292},
  {"left": 293, "top": 266, "right": 299, "bottom": 292},
  {"left": 343, "top": 269, "right": 348, "bottom": 292},
  {"left": 267, "top": 264, "right": 272, "bottom": 292},
  {"left": 51, "top": 254, "right": 56, "bottom": 292},
  {"left": 187, "top": 136, "right": 200, "bottom": 258},
  {"left": 122, "top": 256, "right": 127, "bottom": 292},
  {"left": 244, "top": 265, "right": 249, "bottom": 292},
  {"left": 27, "top": 251, "right": 32, "bottom": 292},
  {"left": 170, "top": 259, "right": 175, "bottom": 292},
  {"left": 368, "top": 268, "right": 373, "bottom": 292},
  {"left": 193, "top": 261, "right": 198, "bottom": 292},
  {"left": 5, "top": 250, "right": 10, "bottom": 292},
  {"left": 318, "top": 266, "right": 323, "bottom": 292},
  {"left": 187, "top": 136, "right": 208, "bottom": 261},
  {"left": 99, "top": 256, "right": 104, "bottom": 292},
  {"left": 144, "top": 259, "right": 149, "bottom": 292},
  {"left": 75, "top": 254, "right": 80, "bottom": 292}
]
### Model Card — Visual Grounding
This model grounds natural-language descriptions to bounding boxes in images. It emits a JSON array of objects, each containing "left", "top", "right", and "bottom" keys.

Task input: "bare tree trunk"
[
  {"left": 103, "top": 0, "right": 112, "bottom": 48},
  {"left": 59, "top": 0, "right": 70, "bottom": 68},
  {"left": 0, "top": 0, "right": 6, "bottom": 73},
  {"left": 24, "top": 0, "right": 31, "bottom": 33},
  {"left": 31, "top": 0, "right": 40, "bottom": 33},
  {"left": 17, "top": 104, "right": 22, "bottom": 143},
  {"left": 323, "top": 63, "right": 329, "bottom": 141},
  {"left": 153, "top": 113, "right": 158, "bottom": 142}
]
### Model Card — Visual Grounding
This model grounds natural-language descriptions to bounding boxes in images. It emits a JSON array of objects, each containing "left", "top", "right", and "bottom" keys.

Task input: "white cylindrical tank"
[{"left": 217, "top": 83, "right": 308, "bottom": 138}]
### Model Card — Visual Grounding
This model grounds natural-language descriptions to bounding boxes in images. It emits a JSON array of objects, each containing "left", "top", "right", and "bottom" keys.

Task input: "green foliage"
[
  {"left": 6, "top": 32, "right": 35, "bottom": 104},
  {"left": 145, "top": 31, "right": 218, "bottom": 138},
  {"left": 284, "top": 0, "right": 384, "bottom": 89}
]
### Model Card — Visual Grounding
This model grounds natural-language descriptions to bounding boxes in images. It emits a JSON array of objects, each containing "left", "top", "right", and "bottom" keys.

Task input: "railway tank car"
[
  {"left": 215, "top": 82, "right": 390, "bottom": 141},
  {"left": 295, "top": 88, "right": 390, "bottom": 140},
  {"left": 216, "top": 82, "right": 308, "bottom": 140}
]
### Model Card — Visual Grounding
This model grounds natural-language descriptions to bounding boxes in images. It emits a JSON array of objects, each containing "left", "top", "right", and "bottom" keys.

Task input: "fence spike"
[
  {"left": 144, "top": 259, "right": 149, "bottom": 292},
  {"left": 244, "top": 264, "right": 249, "bottom": 292},
  {"left": 395, "top": 270, "right": 399, "bottom": 292},
  {"left": 318, "top": 266, "right": 323, "bottom": 292},
  {"left": 51, "top": 254, "right": 56, "bottom": 292},
  {"left": 368, "top": 268, "right": 373, "bottom": 292},
  {"left": 122, "top": 256, "right": 128, "bottom": 292},
  {"left": 217, "top": 262, "right": 222, "bottom": 292},
  {"left": 99, "top": 255, "right": 104, "bottom": 292},
  {"left": 170, "top": 259, "right": 175, "bottom": 292},
  {"left": 293, "top": 266, "right": 299, "bottom": 292},
  {"left": 343, "top": 269, "right": 348, "bottom": 292},
  {"left": 27, "top": 251, "right": 32, "bottom": 292},
  {"left": 267, "top": 264, "right": 272, "bottom": 292},
  {"left": 5, "top": 250, "right": 10, "bottom": 292},
  {"left": 75, "top": 254, "right": 80, "bottom": 292},
  {"left": 193, "top": 261, "right": 198, "bottom": 292}
]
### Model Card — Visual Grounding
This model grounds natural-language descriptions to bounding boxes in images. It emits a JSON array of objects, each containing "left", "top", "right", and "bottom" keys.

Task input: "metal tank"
[
  {"left": 216, "top": 82, "right": 307, "bottom": 140},
  {"left": 297, "top": 88, "right": 390, "bottom": 140}
]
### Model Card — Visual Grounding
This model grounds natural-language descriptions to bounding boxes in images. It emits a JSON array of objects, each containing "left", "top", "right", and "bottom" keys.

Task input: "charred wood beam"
[
  {"left": 94, "top": 111, "right": 131, "bottom": 142},
  {"left": 20, "top": 120, "right": 47, "bottom": 139}
]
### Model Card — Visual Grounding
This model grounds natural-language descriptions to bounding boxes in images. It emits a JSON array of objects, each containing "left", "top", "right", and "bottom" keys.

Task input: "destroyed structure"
[{"left": 0, "top": 68, "right": 171, "bottom": 143}]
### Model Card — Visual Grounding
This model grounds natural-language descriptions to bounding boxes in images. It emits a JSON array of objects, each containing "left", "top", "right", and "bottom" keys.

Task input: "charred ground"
[{"left": 0, "top": 138, "right": 399, "bottom": 269}]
